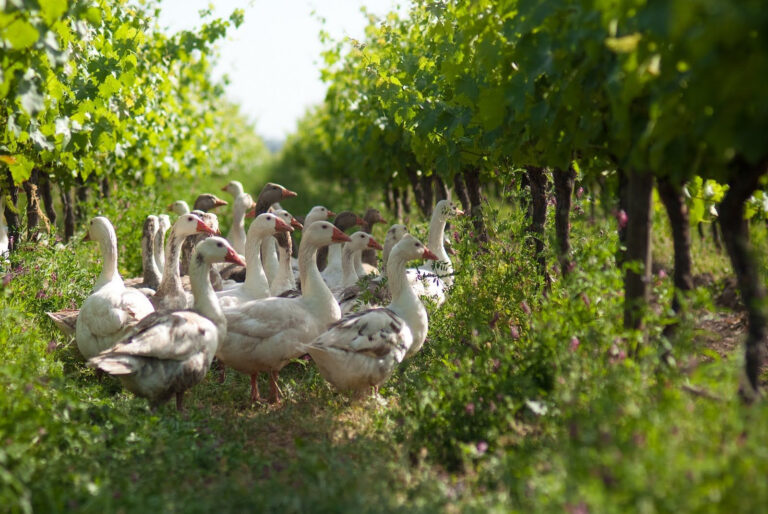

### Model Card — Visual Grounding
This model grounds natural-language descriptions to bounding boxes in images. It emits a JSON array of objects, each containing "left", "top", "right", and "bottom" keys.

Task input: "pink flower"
[
  {"left": 46, "top": 340, "right": 57, "bottom": 353},
  {"left": 465, "top": 403, "right": 475, "bottom": 415},
  {"left": 577, "top": 187, "right": 584, "bottom": 198},
  {"left": 570, "top": 336, "right": 580, "bottom": 351},
  {"left": 453, "top": 231, "right": 460, "bottom": 242},
  {"left": 658, "top": 269, "right": 667, "bottom": 279},
  {"left": 616, "top": 209, "right": 628, "bottom": 229},
  {"left": 509, "top": 324, "right": 520, "bottom": 340},
  {"left": 476, "top": 441, "right": 488, "bottom": 454},
  {"left": 520, "top": 301, "right": 531, "bottom": 315}
]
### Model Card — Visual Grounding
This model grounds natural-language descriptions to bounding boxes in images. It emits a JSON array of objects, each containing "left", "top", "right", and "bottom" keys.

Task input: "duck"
[
  {"left": 75, "top": 217, "right": 156, "bottom": 360},
  {"left": 269, "top": 209, "right": 302, "bottom": 296},
  {"left": 168, "top": 200, "right": 190, "bottom": 216},
  {"left": 359, "top": 207, "right": 387, "bottom": 270},
  {"left": 319, "top": 211, "right": 365, "bottom": 282},
  {"left": 88, "top": 237, "right": 246, "bottom": 410},
  {"left": 219, "top": 221, "right": 351, "bottom": 403},
  {"left": 151, "top": 213, "right": 216, "bottom": 312},
  {"left": 216, "top": 212, "right": 293, "bottom": 307},
  {"left": 305, "top": 234, "right": 438, "bottom": 393}
]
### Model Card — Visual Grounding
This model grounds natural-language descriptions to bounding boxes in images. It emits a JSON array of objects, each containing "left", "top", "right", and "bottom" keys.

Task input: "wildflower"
[
  {"left": 576, "top": 187, "right": 584, "bottom": 198},
  {"left": 616, "top": 209, "right": 628, "bottom": 229},
  {"left": 46, "top": 340, "right": 57, "bottom": 353},
  {"left": 658, "top": 269, "right": 668, "bottom": 279},
  {"left": 520, "top": 300, "right": 531, "bottom": 315},
  {"left": 453, "top": 231, "right": 460, "bottom": 242},
  {"left": 476, "top": 441, "right": 488, "bottom": 454},
  {"left": 509, "top": 324, "right": 520, "bottom": 340},
  {"left": 465, "top": 403, "right": 475, "bottom": 415},
  {"left": 570, "top": 336, "right": 580, "bottom": 351}
]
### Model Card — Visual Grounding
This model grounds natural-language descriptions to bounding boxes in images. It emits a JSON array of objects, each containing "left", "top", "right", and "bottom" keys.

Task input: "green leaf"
[
  {"left": 17, "top": 79, "right": 44, "bottom": 116},
  {"left": 4, "top": 19, "right": 40, "bottom": 50},
  {"left": 40, "top": 0, "right": 68, "bottom": 25},
  {"left": 476, "top": 87, "right": 505, "bottom": 131},
  {"left": 8, "top": 155, "right": 34, "bottom": 184}
]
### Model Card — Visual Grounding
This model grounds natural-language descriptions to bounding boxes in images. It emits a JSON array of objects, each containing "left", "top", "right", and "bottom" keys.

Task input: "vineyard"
[{"left": 2, "top": 0, "right": 768, "bottom": 512}]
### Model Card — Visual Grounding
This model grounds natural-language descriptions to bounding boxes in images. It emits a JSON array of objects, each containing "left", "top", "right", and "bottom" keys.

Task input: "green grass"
[{"left": 2, "top": 177, "right": 768, "bottom": 512}]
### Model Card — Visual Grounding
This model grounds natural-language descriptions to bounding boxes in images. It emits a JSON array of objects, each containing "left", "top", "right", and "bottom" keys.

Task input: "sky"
[{"left": 157, "top": 0, "right": 402, "bottom": 142}]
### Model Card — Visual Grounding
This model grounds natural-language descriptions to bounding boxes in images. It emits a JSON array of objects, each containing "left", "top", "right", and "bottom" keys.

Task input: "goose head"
[
  {"left": 82, "top": 216, "right": 116, "bottom": 243},
  {"left": 362, "top": 208, "right": 387, "bottom": 230},
  {"left": 274, "top": 209, "right": 302, "bottom": 231},
  {"left": 348, "top": 231, "right": 383, "bottom": 252},
  {"left": 143, "top": 215, "right": 159, "bottom": 242},
  {"left": 158, "top": 214, "right": 171, "bottom": 233},
  {"left": 248, "top": 212, "right": 294, "bottom": 238},
  {"left": 303, "top": 205, "right": 335, "bottom": 226},
  {"left": 194, "top": 236, "right": 247, "bottom": 267},
  {"left": 434, "top": 199, "right": 464, "bottom": 221},
  {"left": 257, "top": 182, "right": 297, "bottom": 207},
  {"left": 384, "top": 224, "right": 408, "bottom": 246},
  {"left": 168, "top": 200, "right": 190, "bottom": 216},
  {"left": 391, "top": 233, "right": 439, "bottom": 262},
  {"left": 221, "top": 180, "right": 245, "bottom": 198},
  {"left": 304, "top": 221, "right": 352, "bottom": 248},
  {"left": 193, "top": 194, "right": 228, "bottom": 212},
  {"left": 191, "top": 210, "right": 220, "bottom": 235},
  {"left": 173, "top": 213, "right": 216, "bottom": 237},
  {"left": 333, "top": 211, "right": 365, "bottom": 232}
]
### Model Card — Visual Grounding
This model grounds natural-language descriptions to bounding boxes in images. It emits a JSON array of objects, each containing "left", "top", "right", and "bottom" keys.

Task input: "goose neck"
[
  {"left": 299, "top": 240, "right": 340, "bottom": 322},
  {"left": 97, "top": 229, "right": 121, "bottom": 287},
  {"left": 190, "top": 254, "right": 226, "bottom": 338},
  {"left": 244, "top": 231, "right": 269, "bottom": 296}
]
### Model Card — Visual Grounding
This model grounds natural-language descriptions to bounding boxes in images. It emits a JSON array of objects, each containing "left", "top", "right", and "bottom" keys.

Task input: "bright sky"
[{"left": 158, "top": 0, "right": 402, "bottom": 142}]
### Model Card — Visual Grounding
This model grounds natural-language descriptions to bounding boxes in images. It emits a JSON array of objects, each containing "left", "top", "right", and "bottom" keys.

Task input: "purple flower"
[
  {"left": 453, "top": 231, "right": 460, "bottom": 242},
  {"left": 520, "top": 301, "right": 531, "bottom": 315},
  {"left": 576, "top": 187, "right": 584, "bottom": 198},
  {"left": 616, "top": 209, "right": 628, "bottom": 229},
  {"left": 570, "top": 336, "right": 580, "bottom": 352},
  {"left": 46, "top": 341, "right": 58, "bottom": 353},
  {"left": 658, "top": 269, "right": 667, "bottom": 279},
  {"left": 465, "top": 403, "right": 475, "bottom": 415},
  {"left": 476, "top": 441, "right": 488, "bottom": 454}
]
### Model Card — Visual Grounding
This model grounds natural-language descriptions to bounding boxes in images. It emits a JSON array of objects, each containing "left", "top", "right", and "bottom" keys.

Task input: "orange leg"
[{"left": 250, "top": 374, "right": 263, "bottom": 403}]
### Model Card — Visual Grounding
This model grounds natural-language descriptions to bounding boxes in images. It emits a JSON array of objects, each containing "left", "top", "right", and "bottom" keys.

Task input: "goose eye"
[{"left": 217, "top": 242, "right": 223, "bottom": 247}]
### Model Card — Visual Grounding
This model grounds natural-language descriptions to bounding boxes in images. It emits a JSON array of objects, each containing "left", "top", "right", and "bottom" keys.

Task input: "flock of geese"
[{"left": 45, "top": 181, "right": 464, "bottom": 409}]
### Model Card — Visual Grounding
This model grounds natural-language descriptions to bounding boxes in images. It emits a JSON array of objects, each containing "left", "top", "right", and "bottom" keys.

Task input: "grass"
[{"left": 2, "top": 175, "right": 768, "bottom": 512}]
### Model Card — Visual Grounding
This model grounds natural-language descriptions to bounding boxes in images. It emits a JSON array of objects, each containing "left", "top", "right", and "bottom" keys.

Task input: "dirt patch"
[{"left": 695, "top": 310, "right": 747, "bottom": 359}]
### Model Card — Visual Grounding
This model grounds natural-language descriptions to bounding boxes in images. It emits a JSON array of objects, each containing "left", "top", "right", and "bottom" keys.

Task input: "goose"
[
  {"left": 124, "top": 215, "right": 162, "bottom": 292},
  {"left": 75, "top": 217, "right": 156, "bottom": 360},
  {"left": 151, "top": 213, "right": 216, "bottom": 312},
  {"left": 225, "top": 192, "right": 254, "bottom": 256},
  {"left": 336, "top": 224, "right": 408, "bottom": 313},
  {"left": 219, "top": 221, "right": 351, "bottom": 403},
  {"left": 180, "top": 195, "right": 225, "bottom": 276},
  {"left": 216, "top": 213, "right": 293, "bottom": 307},
  {"left": 305, "top": 234, "right": 438, "bottom": 393},
  {"left": 327, "top": 231, "right": 383, "bottom": 291},
  {"left": 269, "top": 209, "right": 302, "bottom": 296},
  {"left": 319, "top": 211, "right": 365, "bottom": 283},
  {"left": 88, "top": 237, "right": 246, "bottom": 410},
  {"left": 290, "top": 205, "right": 335, "bottom": 278},
  {"left": 153, "top": 214, "right": 171, "bottom": 278},
  {"left": 359, "top": 207, "right": 387, "bottom": 270},
  {"left": 221, "top": 180, "right": 245, "bottom": 199},
  {"left": 168, "top": 200, "right": 190, "bottom": 216},
  {"left": 248, "top": 183, "right": 297, "bottom": 284}
]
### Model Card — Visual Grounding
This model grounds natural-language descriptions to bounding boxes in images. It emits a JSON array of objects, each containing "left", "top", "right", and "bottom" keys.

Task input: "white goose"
[
  {"left": 88, "top": 237, "right": 246, "bottom": 410},
  {"left": 290, "top": 205, "right": 335, "bottom": 279},
  {"left": 222, "top": 181, "right": 253, "bottom": 256},
  {"left": 220, "top": 221, "right": 351, "bottom": 403},
  {"left": 216, "top": 213, "right": 293, "bottom": 307},
  {"left": 320, "top": 211, "right": 365, "bottom": 285},
  {"left": 151, "top": 213, "right": 216, "bottom": 312},
  {"left": 75, "top": 217, "right": 155, "bottom": 360},
  {"left": 332, "top": 231, "right": 383, "bottom": 293},
  {"left": 306, "top": 234, "right": 438, "bottom": 393},
  {"left": 406, "top": 200, "right": 463, "bottom": 305}
]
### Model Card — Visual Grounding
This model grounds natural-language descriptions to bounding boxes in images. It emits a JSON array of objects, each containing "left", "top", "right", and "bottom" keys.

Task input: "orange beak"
[
  {"left": 282, "top": 188, "right": 298, "bottom": 198},
  {"left": 245, "top": 206, "right": 257, "bottom": 218},
  {"left": 225, "top": 247, "right": 246, "bottom": 266},
  {"left": 367, "top": 238, "right": 383, "bottom": 251},
  {"left": 457, "top": 209, "right": 466, "bottom": 216},
  {"left": 326, "top": 210, "right": 336, "bottom": 218},
  {"left": 221, "top": 185, "right": 229, "bottom": 192},
  {"left": 331, "top": 227, "right": 352, "bottom": 243},
  {"left": 196, "top": 220, "right": 216, "bottom": 235},
  {"left": 213, "top": 198, "right": 228, "bottom": 208},
  {"left": 291, "top": 218, "right": 303, "bottom": 230},
  {"left": 275, "top": 217, "right": 294, "bottom": 233},
  {"left": 422, "top": 248, "right": 439, "bottom": 260},
  {"left": 377, "top": 217, "right": 387, "bottom": 224}
]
